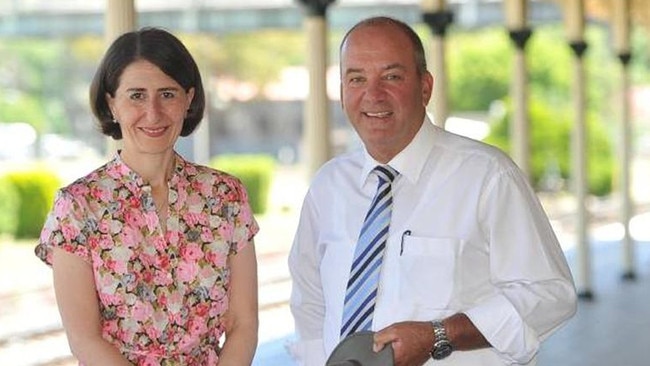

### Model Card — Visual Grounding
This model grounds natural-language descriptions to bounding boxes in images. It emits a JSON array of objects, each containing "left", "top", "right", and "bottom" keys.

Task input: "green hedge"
[
  {"left": 210, "top": 154, "right": 275, "bottom": 214},
  {"left": 0, "top": 175, "right": 19, "bottom": 236},
  {"left": 4, "top": 167, "right": 61, "bottom": 239}
]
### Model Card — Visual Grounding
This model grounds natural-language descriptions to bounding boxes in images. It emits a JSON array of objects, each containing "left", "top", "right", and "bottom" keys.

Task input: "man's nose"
[{"left": 364, "top": 80, "right": 386, "bottom": 101}]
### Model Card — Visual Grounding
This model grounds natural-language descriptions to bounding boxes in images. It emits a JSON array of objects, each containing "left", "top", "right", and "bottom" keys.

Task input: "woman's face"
[{"left": 107, "top": 59, "right": 194, "bottom": 157}]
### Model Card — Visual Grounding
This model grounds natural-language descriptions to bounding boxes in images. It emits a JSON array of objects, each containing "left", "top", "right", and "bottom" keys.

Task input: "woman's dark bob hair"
[{"left": 89, "top": 27, "right": 205, "bottom": 140}]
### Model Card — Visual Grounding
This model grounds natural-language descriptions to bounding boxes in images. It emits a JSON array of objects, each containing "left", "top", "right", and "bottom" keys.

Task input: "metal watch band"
[{"left": 431, "top": 320, "right": 453, "bottom": 360}]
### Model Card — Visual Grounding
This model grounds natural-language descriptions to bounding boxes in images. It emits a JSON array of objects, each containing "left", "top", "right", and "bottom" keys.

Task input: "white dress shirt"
[{"left": 288, "top": 118, "right": 577, "bottom": 366}]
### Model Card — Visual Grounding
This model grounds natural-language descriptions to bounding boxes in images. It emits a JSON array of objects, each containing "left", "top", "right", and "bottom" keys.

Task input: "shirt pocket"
[{"left": 398, "top": 236, "right": 458, "bottom": 310}]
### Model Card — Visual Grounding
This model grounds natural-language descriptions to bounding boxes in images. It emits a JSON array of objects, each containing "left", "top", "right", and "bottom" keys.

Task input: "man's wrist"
[{"left": 430, "top": 319, "right": 453, "bottom": 360}]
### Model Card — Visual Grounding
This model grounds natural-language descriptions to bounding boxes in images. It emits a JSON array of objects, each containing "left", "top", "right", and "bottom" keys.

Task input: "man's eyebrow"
[
  {"left": 344, "top": 63, "right": 406, "bottom": 76},
  {"left": 344, "top": 67, "right": 363, "bottom": 76},
  {"left": 383, "top": 63, "right": 406, "bottom": 71}
]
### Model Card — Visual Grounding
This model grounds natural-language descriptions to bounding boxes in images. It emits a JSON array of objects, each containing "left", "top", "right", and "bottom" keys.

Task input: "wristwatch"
[{"left": 430, "top": 320, "right": 453, "bottom": 360}]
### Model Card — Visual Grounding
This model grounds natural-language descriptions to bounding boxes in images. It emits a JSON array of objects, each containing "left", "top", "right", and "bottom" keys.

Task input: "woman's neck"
[{"left": 119, "top": 149, "right": 175, "bottom": 187}]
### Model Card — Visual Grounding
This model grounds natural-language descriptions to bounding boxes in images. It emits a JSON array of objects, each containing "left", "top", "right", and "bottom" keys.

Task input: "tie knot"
[{"left": 373, "top": 165, "right": 398, "bottom": 184}]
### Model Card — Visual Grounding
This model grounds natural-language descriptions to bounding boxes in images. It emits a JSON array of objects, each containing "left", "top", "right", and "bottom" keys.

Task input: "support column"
[
  {"left": 570, "top": 40, "right": 590, "bottom": 300},
  {"left": 613, "top": 0, "right": 635, "bottom": 281},
  {"left": 422, "top": 0, "right": 453, "bottom": 129},
  {"left": 297, "top": 0, "right": 335, "bottom": 179},
  {"left": 618, "top": 52, "right": 635, "bottom": 280},
  {"left": 564, "top": 0, "right": 592, "bottom": 300},
  {"left": 504, "top": 0, "right": 532, "bottom": 180},
  {"left": 104, "top": 0, "right": 136, "bottom": 156},
  {"left": 105, "top": 0, "right": 135, "bottom": 44}
]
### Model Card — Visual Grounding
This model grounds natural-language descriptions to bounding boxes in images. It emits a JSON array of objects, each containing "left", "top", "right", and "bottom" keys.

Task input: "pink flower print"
[
  {"left": 98, "top": 220, "right": 110, "bottom": 234},
  {"left": 132, "top": 301, "right": 153, "bottom": 322},
  {"left": 186, "top": 193, "right": 204, "bottom": 213},
  {"left": 176, "top": 260, "right": 199, "bottom": 283},
  {"left": 141, "top": 355, "right": 161, "bottom": 366},
  {"left": 143, "top": 211, "right": 158, "bottom": 232},
  {"left": 90, "top": 186, "right": 109, "bottom": 202},
  {"left": 119, "top": 226, "right": 141, "bottom": 248},
  {"left": 152, "top": 235, "right": 166, "bottom": 253},
  {"left": 53, "top": 197, "right": 72, "bottom": 217},
  {"left": 106, "top": 162, "right": 124, "bottom": 179},
  {"left": 145, "top": 324, "right": 162, "bottom": 344},
  {"left": 238, "top": 203, "right": 253, "bottom": 223},
  {"left": 217, "top": 223, "right": 234, "bottom": 241},
  {"left": 151, "top": 310, "right": 169, "bottom": 333},
  {"left": 194, "top": 302, "right": 210, "bottom": 317},
  {"left": 153, "top": 252, "right": 170, "bottom": 270},
  {"left": 183, "top": 212, "right": 204, "bottom": 227},
  {"left": 177, "top": 335, "right": 198, "bottom": 354},
  {"left": 167, "top": 291, "right": 184, "bottom": 314},
  {"left": 206, "top": 249, "right": 227, "bottom": 267},
  {"left": 209, "top": 297, "right": 229, "bottom": 318},
  {"left": 180, "top": 243, "right": 203, "bottom": 262},
  {"left": 175, "top": 188, "right": 188, "bottom": 208},
  {"left": 124, "top": 209, "right": 145, "bottom": 229},
  {"left": 97, "top": 235, "right": 113, "bottom": 250},
  {"left": 105, "top": 246, "right": 133, "bottom": 274},
  {"left": 68, "top": 184, "right": 90, "bottom": 198},
  {"left": 198, "top": 266, "right": 217, "bottom": 288},
  {"left": 153, "top": 270, "right": 173, "bottom": 287},
  {"left": 200, "top": 227, "right": 214, "bottom": 242},
  {"left": 129, "top": 196, "right": 141, "bottom": 209},
  {"left": 60, "top": 224, "right": 81, "bottom": 242},
  {"left": 188, "top": 317, "right": 208, "bottom": 337}
]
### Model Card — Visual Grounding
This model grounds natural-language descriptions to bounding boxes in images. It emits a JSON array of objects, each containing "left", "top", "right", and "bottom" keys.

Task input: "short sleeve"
[
  {"left": 228, "top": 179, "right": 259, "bottom": 255},
  {"left": 35, "top": 189, "right": 92, "bottom": 266}
]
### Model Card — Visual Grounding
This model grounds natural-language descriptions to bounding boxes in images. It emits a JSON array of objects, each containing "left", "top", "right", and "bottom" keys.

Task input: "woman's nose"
[{"left": 144, "top": 98, "right": 162, "bottom": 122}]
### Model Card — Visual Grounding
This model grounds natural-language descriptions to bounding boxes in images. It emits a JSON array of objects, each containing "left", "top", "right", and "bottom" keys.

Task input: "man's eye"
[{"left": 385, "top": 74, "right": 401, "bottom": 80}]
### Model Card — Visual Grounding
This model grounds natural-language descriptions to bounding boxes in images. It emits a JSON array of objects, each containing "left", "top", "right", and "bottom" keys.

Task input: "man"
[{"left": 289, "top": 16, "right": 577, "bottom": 366}]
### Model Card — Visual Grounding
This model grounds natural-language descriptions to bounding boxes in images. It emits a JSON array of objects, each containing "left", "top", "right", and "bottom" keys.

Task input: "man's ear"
[{"left": 422, "top": 71, "right": 434, "bottom": 106}]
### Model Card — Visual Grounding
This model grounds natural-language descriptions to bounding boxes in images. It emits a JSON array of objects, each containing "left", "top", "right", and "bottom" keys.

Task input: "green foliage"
[
  {"left": 447, "top": 28, "right": 512, "bottom": 111},
  {"left": 4, "top": 167, "right": 61, "bottom": 239},
  {"left": 0, "top": 175, "right": 19, "bottom": 236},
  {"left": 0, "top": 90, "right": 48, "bottom": 130},
  {"left": 219, "top": 30, "right": 306, "bottom": 88},
  {"left": 484, "top": 98, "right": 613, "bottom": 196},
  {"left": 0, "top": 38, "right": 69, "bottom": 132},
  {"left": 210, "top": 154, "right": 276, "bottom": 214}
]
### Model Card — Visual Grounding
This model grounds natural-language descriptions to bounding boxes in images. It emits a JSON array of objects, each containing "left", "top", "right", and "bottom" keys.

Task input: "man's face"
[{"left": 340, "top": 23, "right": 433, "bottom": 163}]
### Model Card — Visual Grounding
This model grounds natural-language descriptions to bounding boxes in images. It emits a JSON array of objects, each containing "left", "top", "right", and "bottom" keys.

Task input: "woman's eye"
[
  {"left": 129, "top": 92, "right": 144, "bottom": 100},
  {"left": 161, "top": 91, "right": 176, "bottom": 99}
]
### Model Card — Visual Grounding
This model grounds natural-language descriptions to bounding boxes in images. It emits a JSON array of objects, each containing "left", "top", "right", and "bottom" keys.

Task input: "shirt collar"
[{"left": 360, "top": 115, "right": 436, "bottom": 187}]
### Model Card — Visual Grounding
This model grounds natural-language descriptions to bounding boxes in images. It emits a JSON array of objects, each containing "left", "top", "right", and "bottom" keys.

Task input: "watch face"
[{"left": 432, "top": 343, "right": 453, "bottom": 360}]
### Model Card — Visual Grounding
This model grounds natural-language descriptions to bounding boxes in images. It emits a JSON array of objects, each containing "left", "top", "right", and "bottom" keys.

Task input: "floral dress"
[{"left": 35, "top": 153, "right": 259, "bottom": 365}]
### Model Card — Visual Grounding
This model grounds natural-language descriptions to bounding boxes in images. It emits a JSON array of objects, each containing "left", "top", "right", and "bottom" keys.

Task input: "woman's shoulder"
[{"left": 180, "top": 160, "right": 246, "bottom": 189}]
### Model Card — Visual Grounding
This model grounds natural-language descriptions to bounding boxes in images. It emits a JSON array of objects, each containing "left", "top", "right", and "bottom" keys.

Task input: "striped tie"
[{"left": 340, "top": 165, "right": 398, "bottom": 338}]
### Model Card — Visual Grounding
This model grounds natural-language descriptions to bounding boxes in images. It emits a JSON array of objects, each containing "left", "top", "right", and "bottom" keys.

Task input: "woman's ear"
[{"left": 106, "top": 92, "right": 116, "bottom": 120}]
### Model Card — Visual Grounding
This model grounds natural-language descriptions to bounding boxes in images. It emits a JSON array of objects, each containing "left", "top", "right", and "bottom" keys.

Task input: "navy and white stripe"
[{"left": 340, "top": 165, "right": 398, "bottom": 337}]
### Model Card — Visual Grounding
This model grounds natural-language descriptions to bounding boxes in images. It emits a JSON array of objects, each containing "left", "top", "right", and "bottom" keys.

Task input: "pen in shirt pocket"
[{"left": 400, "top": 230, "right": 412, "bottom": 255}]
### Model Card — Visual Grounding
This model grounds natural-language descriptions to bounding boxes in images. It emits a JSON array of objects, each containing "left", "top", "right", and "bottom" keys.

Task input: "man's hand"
[{"left": 373, "top": 321, "right": 433, "bottom": 366}]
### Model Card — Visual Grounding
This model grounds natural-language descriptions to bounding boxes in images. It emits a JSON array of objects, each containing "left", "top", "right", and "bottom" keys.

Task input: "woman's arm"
[
  {"left": 52, "top": 248, "right": 132, "bottom": 366},
  {"left": 218, "top": 241, "right": 259, "bottom": 366}
]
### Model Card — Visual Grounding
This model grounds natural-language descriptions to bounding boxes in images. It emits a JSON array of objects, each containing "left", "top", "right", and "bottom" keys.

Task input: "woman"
[{"left": 35, "top": 28, "right": 259, "bottom": 365}]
